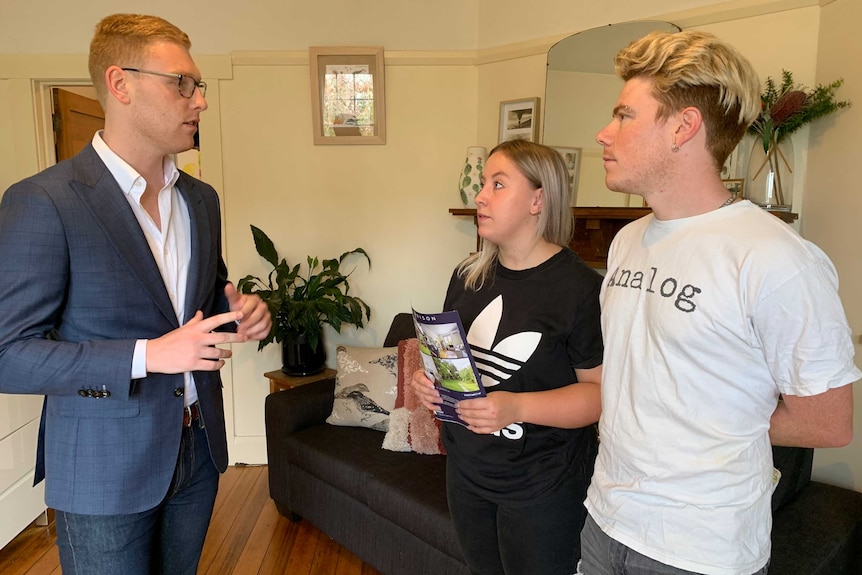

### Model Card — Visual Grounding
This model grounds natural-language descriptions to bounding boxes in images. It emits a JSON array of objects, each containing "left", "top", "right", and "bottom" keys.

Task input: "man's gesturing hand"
[
  {"left": 146, "top": 311, "right": 247, "bottom": 374},
  {"left": 225, "top": 283, "right": 272, "bottom": 341}
]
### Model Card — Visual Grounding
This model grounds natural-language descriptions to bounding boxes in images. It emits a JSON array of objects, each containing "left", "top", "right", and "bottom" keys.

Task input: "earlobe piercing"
[{"left": 671, "top": 141, "right": 680, "bottom": 152}]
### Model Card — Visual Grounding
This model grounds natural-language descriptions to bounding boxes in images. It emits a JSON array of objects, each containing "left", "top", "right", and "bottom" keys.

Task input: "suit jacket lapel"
[
  {"left": 70, "top": 145, "right": 179, "bottom": 327},
  {"left": 177, "top": 172, "right": 212, "bottom": 321}
]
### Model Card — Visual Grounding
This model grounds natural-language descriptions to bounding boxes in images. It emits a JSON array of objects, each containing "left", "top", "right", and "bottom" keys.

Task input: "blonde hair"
[
  {"left": 615, "top": 30, "right": 760, "bottom": 172},
  {"left": 88, "top": 14, "right": 191, "bottom": 107},
  {"left": 458, "top": 140, "right": 573, "bottom": 291}
]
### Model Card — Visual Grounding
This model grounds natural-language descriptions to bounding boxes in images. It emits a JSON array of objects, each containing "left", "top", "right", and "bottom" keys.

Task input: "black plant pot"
[{"left": 281, "top": 330, "right": 326, "bottom": 376}]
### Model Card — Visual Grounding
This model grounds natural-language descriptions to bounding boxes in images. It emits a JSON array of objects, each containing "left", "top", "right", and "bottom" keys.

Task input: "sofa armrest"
[
  {"left": 384, "top": 313, "right": 416, "bottom": 347},
  {"left": 265, "top": 377, "right": 337, "bottom": 437},
  {"left": 770, "top": 481, "right": 862, "bottom": 574},
  {"left": 265, "top": 377, "right": 336, "bottom": 520}
]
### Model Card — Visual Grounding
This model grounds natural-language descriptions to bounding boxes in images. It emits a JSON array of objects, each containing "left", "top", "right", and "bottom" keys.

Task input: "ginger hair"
[{"left": 88, "top": 14, "right": 191, "bottom": 107}]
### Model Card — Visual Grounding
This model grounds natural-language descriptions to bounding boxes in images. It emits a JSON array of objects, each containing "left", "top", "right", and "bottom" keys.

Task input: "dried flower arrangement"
[
  {"left": 746, "top": 70, "right": 851, "bottom": 206},
  {"left": 748, "top": 69, "right": 851, "bottom": 150}
]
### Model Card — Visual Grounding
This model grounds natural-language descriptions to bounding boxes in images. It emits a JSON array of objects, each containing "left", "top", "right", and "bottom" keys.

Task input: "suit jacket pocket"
[{"left": 48, "top": 394, "right": 140, "bottom": 418}]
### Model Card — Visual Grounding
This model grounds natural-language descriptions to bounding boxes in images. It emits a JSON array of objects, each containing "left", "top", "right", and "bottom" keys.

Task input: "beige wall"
[
  {"left": 219, "top": 59, "right": 478, "bottom": 445},
  {"left": 475, "top": 0, "right": 723, "bottom": 48},
  {"left": 0, "top": 0, "right": 480, "bottom": 52},
  {"left": 477, "top": 53, "right": 548, "bottom": 147},
  {"left": 801, "top": 0, "right": 862, "bottom": 491},
  {"left": 0, "top": 80, "right": 39, "bottom": 195},
  {"left": 1, "top": 0, "right": 859, "bottom": 490},
  {"left": 544, "top": 70, "right": 629, "bottom": 207},
  {"left": 696, "top": 7, "right": 820, "bottom": 219}
]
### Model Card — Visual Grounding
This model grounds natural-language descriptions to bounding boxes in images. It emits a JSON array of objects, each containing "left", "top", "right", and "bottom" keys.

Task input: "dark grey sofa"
[
  {"left": 265, "top": 315, "right": 468, "bottom": 575},
  {"left": 769, "top": 446, "right": 862, "bottom": 574},
  {"left": 264, "top": 315, "right": 862, "bottom": 574}
]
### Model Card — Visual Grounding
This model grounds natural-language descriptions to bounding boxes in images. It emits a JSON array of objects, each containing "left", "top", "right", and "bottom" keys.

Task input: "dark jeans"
[
  {"left": 446, "top": 460, "right": 590, "bottom": 575},
  {"left": 580, "top": 515, "right": 769, "bottom": 575},
  {"left": 55, "top": 418, "right": 219, "bottom": 575}
]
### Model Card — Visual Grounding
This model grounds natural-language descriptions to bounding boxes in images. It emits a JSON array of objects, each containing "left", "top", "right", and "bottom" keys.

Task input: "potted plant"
[{"left": 237, "top": 225, "right": 371, "bottom": 375}]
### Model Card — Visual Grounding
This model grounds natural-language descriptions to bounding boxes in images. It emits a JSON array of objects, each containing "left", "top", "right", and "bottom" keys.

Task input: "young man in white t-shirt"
[{"left": 581, "top": 30, "right": 860, "bottom": 575}]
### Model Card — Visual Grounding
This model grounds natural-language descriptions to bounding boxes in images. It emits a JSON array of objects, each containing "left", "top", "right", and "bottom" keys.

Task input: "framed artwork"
[
  {"left": 499, "top": 97, "right": 540, "bottom": 143},
  {"left": 722, "top": 178, "right": 745, "bottom": 198},
  {"left": 551, "top": 146, "right": 582, "bottom": 204},
  {"left": 309, "top": 46, "right": 386, "bottom": 145}
]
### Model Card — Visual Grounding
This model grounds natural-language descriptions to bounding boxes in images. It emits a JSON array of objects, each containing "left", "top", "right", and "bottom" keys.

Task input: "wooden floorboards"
[{"left": 0, "top": 465, "right": 382, "bottom": 575}]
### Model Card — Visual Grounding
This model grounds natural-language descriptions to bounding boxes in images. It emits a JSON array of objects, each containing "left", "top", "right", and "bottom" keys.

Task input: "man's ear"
[
  {"left": 105, "top": 66, "right": 131, "bottom": 105},
  {"left": 672, "top": 106, "right": 703, "bottom": 148},
  {"left": 530, "top": 187, "right": 544, "bottom": 215}
]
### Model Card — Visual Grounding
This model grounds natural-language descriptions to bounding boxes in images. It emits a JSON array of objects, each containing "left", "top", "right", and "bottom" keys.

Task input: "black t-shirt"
[{"left": 442, "top": 248, "right": 603, "bottom": 504}]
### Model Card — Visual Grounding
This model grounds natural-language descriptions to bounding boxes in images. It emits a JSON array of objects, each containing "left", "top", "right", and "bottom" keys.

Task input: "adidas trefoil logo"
[{"left": 467, "top": 295, "right": 541, "bottom": 388}]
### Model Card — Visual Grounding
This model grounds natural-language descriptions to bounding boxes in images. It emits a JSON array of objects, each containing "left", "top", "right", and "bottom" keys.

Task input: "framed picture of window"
[
  {"left": 499, "top": 97, "right": 540, "bottom": 143},
  {"left": 551, "top": 146, "right": 582, "bottom": 205},
  {"left": 722, "top": 178, "right": 745, "bottom": 198},
  {"left": 309, "top": 46, "right": 386, "bottom": 145}
]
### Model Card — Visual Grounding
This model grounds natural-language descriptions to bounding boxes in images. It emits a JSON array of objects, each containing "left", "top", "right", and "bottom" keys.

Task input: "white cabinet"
[{"left": 0, "top": 394, "right": 45, "bottom": 550}]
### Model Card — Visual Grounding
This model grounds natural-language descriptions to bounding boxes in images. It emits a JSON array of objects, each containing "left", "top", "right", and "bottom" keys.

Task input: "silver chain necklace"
[{"left": 719, "top": 194, "right": 736, "bottom": 208}]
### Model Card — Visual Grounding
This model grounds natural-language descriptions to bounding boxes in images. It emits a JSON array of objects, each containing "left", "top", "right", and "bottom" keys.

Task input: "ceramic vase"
[
  {"left": 746, "top": 135, "right": 794, "bottom": 211},
  {"left": 458, "top": 146, "right": 487, "bottom": 207}
]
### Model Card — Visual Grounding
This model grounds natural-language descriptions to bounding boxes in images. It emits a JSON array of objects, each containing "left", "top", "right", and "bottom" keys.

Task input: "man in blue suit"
[{"left": 0, "top": 13, "right": 271, "bottom": 574}]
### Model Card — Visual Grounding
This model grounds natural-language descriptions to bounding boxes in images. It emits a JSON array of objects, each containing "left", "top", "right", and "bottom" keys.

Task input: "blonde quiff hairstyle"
[
  {"left": 458, "top": 140, "right": 573, "bottom": 291},
  {"left": 615, "top": 30, "right": 761, "bottom": 172},
  {"left": 88, "top": 14, "right": 191, "bottom": 107}
]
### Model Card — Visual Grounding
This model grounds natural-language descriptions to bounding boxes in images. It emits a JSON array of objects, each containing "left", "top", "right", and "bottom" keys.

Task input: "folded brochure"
[{"left": 412, "top": 308, "right": 486, "bottom": 427}]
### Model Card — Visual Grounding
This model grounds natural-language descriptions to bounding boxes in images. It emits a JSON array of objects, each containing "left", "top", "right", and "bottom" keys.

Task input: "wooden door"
[{"left": 53, "top": 88, "right": 104, "bottom": 161}]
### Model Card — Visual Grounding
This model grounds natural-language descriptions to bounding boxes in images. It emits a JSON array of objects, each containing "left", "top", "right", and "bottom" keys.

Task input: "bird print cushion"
[{"left": 327, "top": 345, "right": 399, "bottom": 432}]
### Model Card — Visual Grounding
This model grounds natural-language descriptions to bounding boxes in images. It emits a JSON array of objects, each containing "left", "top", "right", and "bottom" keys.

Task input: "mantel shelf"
[{"left": 449, "top": 206, "right": 798, "bottom": 269}]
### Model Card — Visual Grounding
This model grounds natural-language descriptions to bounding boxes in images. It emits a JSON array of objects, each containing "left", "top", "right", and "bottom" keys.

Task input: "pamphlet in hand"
[{"left": 412, "top": 308, "right": 486, "bottom": 427}]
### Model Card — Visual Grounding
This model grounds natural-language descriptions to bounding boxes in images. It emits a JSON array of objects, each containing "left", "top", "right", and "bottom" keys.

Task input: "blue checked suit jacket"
[{"left": 0, "top": 144, "right": 231, "bottom": 515}]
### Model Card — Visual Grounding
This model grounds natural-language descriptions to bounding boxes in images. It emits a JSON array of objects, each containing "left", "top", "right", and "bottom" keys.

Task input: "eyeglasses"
[{"left": 121, "top": 68, "right": 207, "bottom": 98}]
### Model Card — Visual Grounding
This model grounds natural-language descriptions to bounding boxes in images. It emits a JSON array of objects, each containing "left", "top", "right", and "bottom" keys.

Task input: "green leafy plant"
[
  {"left": 748, "top": 69, "right": 851, "bottom": 151},
  {"left": 236, "top": 225, "right": 371, "bottom": 351}
]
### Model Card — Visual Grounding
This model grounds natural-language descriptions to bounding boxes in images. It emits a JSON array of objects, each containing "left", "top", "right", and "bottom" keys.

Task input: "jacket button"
[
  {"left": 78, "top": 390, "right": 88, "bottom": 397},
  {"left": 174, "top": 388, "right": 184, "bottom": 397},
  {"left": 102, "top": 390, "right": 111, "bottom": 398}
]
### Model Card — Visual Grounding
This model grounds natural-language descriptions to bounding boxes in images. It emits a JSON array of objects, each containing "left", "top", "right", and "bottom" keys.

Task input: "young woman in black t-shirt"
[{"left": 412, "top": 140, "right": 603, "bottom": 575}]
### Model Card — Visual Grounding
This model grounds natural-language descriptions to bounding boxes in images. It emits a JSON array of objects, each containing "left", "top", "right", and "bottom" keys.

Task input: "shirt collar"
[{"left": 91, "top": 131, "right": 180, "bottom": 197}]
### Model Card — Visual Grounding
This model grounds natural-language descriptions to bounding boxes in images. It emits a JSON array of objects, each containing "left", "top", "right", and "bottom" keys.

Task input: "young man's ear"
[
  {"left": 105, "top": 66, "right": 132, "bottom": 105},
  {"left": 672, "top": 107, "right": 704, "bottom": 149}
]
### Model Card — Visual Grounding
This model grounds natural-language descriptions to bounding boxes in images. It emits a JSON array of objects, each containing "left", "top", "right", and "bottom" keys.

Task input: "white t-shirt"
[{"left": 586, "top": 201, "right": 860, "bottom": 575}]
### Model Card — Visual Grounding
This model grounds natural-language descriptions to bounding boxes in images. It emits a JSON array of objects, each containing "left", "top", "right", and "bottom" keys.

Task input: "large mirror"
[{"left": 544, "top": 21, "right": 680, "bottom": 207}]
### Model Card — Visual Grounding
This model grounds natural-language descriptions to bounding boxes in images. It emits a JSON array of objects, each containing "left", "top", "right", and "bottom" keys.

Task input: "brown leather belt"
[{"left": 182, "top": 403, "right": 201, "bottom": 427}]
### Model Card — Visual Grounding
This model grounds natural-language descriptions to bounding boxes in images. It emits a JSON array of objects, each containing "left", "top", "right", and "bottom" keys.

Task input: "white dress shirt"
[{"left": 92, "top": 132, "right": 197, "bottom": 406}]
